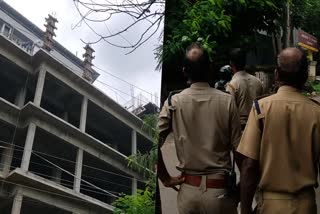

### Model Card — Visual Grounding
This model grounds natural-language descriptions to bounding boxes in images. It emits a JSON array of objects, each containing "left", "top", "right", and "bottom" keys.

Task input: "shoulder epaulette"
[
  {"left": 309, "top": 98, "right": 320, "bottom": 106},
  {"left": 168, "top": 90, "right": 182, "bottom": 106},
  {"left": 256, "top": 93, "right": 273, "bottom": 100}
]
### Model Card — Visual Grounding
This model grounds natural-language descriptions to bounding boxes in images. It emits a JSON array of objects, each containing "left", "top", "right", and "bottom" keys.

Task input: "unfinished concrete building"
[{"left": 0, "top": 2, "right": 152, "bottom": 213}]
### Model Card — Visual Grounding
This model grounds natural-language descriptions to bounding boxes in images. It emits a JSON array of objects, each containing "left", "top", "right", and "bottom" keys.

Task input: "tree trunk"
[{"left": 284, "top": 0, "right": 291, "bottom": 48}]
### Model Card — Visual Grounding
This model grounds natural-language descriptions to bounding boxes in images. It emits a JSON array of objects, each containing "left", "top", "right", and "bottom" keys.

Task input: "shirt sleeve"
[
  {"left": 236, "top": 105, "right": 262, "bottom": 160},
  {"left": 158, "top": 100, "right": 171, "bottom": 137},
  {"left": 229, "top": 98, "right": 242, "bottom": 149},
  {"left": 226, "top": 82, "right": 236, "bottom": 97}
]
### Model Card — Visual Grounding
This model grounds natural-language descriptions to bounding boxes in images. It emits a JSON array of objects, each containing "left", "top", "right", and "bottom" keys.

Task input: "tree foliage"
[
  {"left": 112, "top": 187, "right": 155, "bottom": 214},
  {"left": 159, "top": 0, "right": 284, "bottom": 69},
  {"left": 112, "top": 114, "right": 158, "bottom": 213}
]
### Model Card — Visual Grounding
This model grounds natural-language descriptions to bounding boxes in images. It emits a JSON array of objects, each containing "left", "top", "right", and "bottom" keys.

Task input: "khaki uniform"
[
  {"left": 237, "top": 86, "right": 320, "bottom": 214},
  {"left": 226, "top": 71, "right": 263, "bottom": 127},
  {"left": 159, "top": 82, "right": 242, "bottom": 214}
]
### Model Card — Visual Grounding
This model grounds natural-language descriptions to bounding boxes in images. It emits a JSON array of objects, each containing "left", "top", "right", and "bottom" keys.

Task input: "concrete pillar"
[
  {"left": 131, "top": 130, "right": 137, "bottom": 194},
  {"left": 79, "top": 97, "right": 88, "bottom": 132},
  {"left": 21, "top": 123, "right": 36, "bottom": 171},
  {"left": 309, "top": 61, "right": 317, "bottom": 81},
  {"left": 52, "top": 168, "right": 62, "bottom": 184},
  {"left": 14, "top": 86, "right": 27, "bottom": 107},
  {"left": 11, "top": 188, "right": 23, "bottom": 214},
  {"left": 74, "top": 148, "right": 83, "bottom": 193},
  {"left": 1, "top": 144, "right": 14, "bottom": 176},
  {"left": 34, "top": 68, "right": 46, "bottom": 106}
]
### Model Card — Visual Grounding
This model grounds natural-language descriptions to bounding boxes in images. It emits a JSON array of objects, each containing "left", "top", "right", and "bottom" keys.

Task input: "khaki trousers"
[
  {"left": 256, "top": 188, "right": 317, "bottom": 214},
  {"left": 177, "top": 175, "right": 237, "bottom": 214}
]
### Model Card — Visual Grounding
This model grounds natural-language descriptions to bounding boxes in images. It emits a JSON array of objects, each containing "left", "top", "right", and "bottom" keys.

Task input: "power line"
[
  {"left": 0, "top": 140, "right": 151, "bottom": 183},
  {"left": 0, "top": 152, "right": 133, "bottom": 190},
  {"left": 93, "top": 65, "right": 159, "bottom": 100}
]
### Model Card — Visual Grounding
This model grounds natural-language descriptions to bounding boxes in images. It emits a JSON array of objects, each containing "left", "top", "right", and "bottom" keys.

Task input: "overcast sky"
[{"left": 4, "top": 0, "right": 163, "bottom": 107}]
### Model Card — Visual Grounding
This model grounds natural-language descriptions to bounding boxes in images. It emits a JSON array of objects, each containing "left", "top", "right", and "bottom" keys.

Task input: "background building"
[{"left": 0, "top": 1, "right": 152, "bottom": 213}]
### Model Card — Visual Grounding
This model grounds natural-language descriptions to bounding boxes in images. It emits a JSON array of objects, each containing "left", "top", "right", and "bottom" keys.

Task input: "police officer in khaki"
[
  {"left": 157, "top": 43, "right": 242, "bottom": 214},
  {"left": 237, "top": 47, "right": 320, "bottom": 214},
  {"left": 226, "top": 48, "right": 263, "bottom": 130}
]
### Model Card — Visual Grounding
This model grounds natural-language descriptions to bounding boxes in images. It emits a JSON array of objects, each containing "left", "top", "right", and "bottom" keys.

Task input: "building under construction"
[{"left": 0, "top": 2, "right": 152, "bottom": 213}]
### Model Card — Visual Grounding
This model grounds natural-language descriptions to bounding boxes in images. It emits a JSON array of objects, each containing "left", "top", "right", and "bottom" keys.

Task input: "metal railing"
[{"left": 0, "top": 29, "right": 34, "bottom": 54}]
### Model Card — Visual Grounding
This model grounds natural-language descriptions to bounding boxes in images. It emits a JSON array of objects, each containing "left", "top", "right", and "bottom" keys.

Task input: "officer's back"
[
  {"left": 237, "top": 47, "right": 320, "bottom": 214},
  {"left": 157, "top": 43, "right": 242, "bottom": 214},
  {"left": 226, "top": 48, "right": 263, "bottom": 128}
]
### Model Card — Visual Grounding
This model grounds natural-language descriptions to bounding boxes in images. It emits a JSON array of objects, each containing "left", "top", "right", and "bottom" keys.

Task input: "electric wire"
[{"left": 0, "top": 140, "right": 150, "bottom": 183}]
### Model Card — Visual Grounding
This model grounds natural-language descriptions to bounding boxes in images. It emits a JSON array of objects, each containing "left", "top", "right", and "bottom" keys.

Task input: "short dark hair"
[
  {"left": 230, "top": 48, "right": 246, "bottom": 70},
  {"left": 183, "top": 43, "right": 210, "bottom": 81},
  {"left": 276, "top": 47, "right": 308, "bottom": 89}
]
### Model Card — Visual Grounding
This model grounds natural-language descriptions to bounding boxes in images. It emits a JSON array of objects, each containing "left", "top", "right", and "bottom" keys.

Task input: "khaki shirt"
[
  {"left": 237, "top": 86, "right": 320, "bottom": 193},
  {"left": 226, "top": 71, "right": 263, "bottom": 125},
  {"left": 158, "top": 82, "right": 242, "bottom": 175}
]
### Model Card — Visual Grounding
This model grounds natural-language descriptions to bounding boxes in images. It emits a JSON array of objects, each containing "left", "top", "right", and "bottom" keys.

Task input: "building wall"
[{"left": 0, "top": 5, "right": 153, "bottom": 213}]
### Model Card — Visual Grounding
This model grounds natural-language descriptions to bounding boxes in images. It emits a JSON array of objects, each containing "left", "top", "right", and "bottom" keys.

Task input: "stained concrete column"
[
  {"left": 11, "top": 188, "right": 23, "bottom": 214},
  {"left": 52, "top": 168, "right": 62, "bottom": 184},
  {"left": 14, "top": 86, "right": 27, "bottom": 107},
  {"left": 21, "top": 123, "right": 36, "bottom": 171},
  {"left": 1, "top": 144, "right": 14, "bottom": 176},
  {"left": 79, "top": 97, "right": 88, "bottom": 132},
  {"left": 131, "top": 130, "right": 137, "bottom": 194},
  {"left": 74, "top": 148, "right": 83, "bottom": 193},
  {"left": 34, "top": 68, "right": 46, "bottom": 106}
]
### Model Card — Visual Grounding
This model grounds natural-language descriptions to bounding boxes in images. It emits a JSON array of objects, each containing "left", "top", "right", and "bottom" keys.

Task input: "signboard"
[{"left": 298, "top": 30, "right": 319, "bottom": 52}]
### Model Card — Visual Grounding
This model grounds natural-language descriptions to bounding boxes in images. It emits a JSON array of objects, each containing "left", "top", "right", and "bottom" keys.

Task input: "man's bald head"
[
  {"left": 183, "top": 43, "right": 210, "bottom": 82},
  {"left": 276, "top": 47, "right": 308, "bottom": 89}
]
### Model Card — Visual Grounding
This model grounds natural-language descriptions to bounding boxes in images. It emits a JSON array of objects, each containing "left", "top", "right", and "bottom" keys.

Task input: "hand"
[{"left": 162, "top": 175, "right": 185, "bottom": 188}]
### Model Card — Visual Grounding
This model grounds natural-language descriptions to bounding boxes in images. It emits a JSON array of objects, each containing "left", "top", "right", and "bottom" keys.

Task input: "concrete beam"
[
  {"left": 11, "top": 188, "right": 23, "bottom": 214},
  {"left": 0, "top": 36, "right": 33, "bottom": 73},
  {"left": 80, "top": 97, "right": 88, "bottom": 132},
  {"left": 42, "top": 64, "right": 152, "bottom": 142},
  {"left": 34, "top": 67, "right": 46, "bottom": 106},
  {"left": 74, "top": 148, "right": 83, "bottom": 193},
  {"left": 21, "top": 123, "right": 36, "bottom": 171},
  {"left": 25, "top": 109, "right": 144, "bottom": 180},
  {"left": 0, "top": 98, "right": 20, "bottom": 126},
  {"left": 21, "top": 187, "right": 92, "bottom": 214},
  {"left": 14, "top": 86, "right": 27, "bottom": 108}
]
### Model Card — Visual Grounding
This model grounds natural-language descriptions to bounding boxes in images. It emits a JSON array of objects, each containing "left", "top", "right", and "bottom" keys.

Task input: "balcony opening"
[
  {"left": 86, "top": 101, "right": 132, "bottom": 156},
  {"left": 29, "top": 128, "right": 77, "bottom": 189},
  {"left": 41, "top": 73, "right": 82, "bottom": 128},
  {"left": 80, "top": 152, "right": 133, "bottom": 205}
]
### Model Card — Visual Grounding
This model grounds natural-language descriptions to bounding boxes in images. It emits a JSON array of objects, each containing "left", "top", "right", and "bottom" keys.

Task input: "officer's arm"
[
  {"left": 237, "top": 106, "right": 262, "bottom": 213},
  {"left": 229, "top": 98, "right": 242, "bottom": 169},
  {"left": 241, "top": 157, "right": 259, "bottom": 214},
  {"left": 157, "top": 100, "right": 184, "bottom": 187}
]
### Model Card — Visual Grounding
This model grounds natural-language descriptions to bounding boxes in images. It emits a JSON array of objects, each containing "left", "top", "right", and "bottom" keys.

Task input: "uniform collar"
[
  {"left": 190, "top": 82, "right": 210, "bottom": 89},
  {"left": 232, "top": 70, "right": 246, "bottom": 78},
  {"left": 277, "top": 85, "right": 300, "bottom": 93}
]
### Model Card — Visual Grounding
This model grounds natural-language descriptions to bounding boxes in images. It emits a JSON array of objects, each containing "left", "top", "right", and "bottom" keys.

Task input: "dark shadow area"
[
  {"left": 21, "top": 197, "right": 72, "bottom": 214},
  {"left": 81, "top": 152, "right": 133, "bottom": 205},
  {"left": 29, "top": 128, "right": 77, "bottom": 189},
  {"left": 41, "top": 73, "right": 82, "bottom": 128},
  {"left": 86, "top": 100, "right": 132, "bottom": 156}
]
